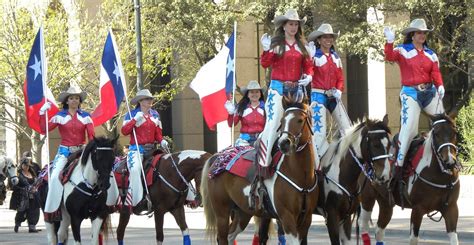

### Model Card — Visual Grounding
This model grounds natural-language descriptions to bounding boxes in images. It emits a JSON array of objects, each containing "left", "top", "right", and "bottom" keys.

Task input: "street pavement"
[{"left": 1, "top": 176, "right": 473, "bottom": 244}]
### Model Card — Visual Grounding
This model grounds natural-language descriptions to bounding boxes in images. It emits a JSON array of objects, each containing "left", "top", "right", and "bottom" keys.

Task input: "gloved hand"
[
  {"left": 298, "top": 74, "right": 312, "bottom": 86},
  {"left": 160, "top": 139, "right": 169, "bottom": 149},
  {"left": 306, "top": 41, "right": 316, "bottom": 58},
  {"left": 261, "top": 33, "right": 271, "bottom": 51},
  {"left": 39, "top": 102, "right": 51, "bottom": 115},
  {"left": 224, "top": 101, "right": 235, "bottom": 115},
  {"left": 384, "top": 27, "right": 395, "bottom": 43},
  {"left": 333, "top": 89, "right": 342, "bottom": 99},
  {"left": 437, "top": 85, "right": 445, "bottom": 99},
  {"left": 133, "top": 111, "right": 146, "bottom": 126}
]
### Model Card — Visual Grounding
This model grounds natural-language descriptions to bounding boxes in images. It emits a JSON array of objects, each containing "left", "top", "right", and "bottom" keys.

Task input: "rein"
[{"left": 160, "top": 147, "right": 196, "bottom": 195}]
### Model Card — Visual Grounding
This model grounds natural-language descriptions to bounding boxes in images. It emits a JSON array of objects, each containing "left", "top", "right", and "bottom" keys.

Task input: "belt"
[
  {"left": 412, "top": 82, "right": 433, "bottom": 91},
  {"left": 59, "top": 145, "right": 83, "bottom": 153},
  {"left": 312, "top": 88, "right": 334, "bottom": 96}
]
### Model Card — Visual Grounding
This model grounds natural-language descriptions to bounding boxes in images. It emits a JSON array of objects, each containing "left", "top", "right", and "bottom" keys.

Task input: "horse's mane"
[
  {"left": 81, "top": 136, "right": 114, "bottom": 166},
  {"left": 431, "top": 113, "right": 455, "bottom": 126},
  {"left": 321, "top": 117, "right": 389, "bottom": 168},
  {"left": 284, "top": 101, "right": 307, "bottom": 110}
]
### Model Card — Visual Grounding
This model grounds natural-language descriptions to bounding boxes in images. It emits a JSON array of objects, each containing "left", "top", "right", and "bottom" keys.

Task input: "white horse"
[
  {"left": 0, "top": 156, "right": 19, "bottom": 205},
  {"left": 41, "top": 137, "right": 117, "bottom": 245}
]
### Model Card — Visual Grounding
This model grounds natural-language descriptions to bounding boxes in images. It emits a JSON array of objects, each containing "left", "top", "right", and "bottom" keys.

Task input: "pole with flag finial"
[{"left": 231, "top": 21, "right": 237, "bottom": 146}]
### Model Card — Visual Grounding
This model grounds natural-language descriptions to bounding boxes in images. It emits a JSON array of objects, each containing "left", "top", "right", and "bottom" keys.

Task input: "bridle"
[
  {"left": 430, "top": 119, "right": 460, "bottom": 174},
  {"left": 350, "top": 128, "right": 392, "bottom": 183},
  {"left": 279, "top": 107, "right": 313, "bottom": 152}
]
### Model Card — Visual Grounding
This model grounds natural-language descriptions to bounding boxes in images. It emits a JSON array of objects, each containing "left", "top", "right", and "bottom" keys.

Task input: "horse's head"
[
  {"left": 429, "top": 113, "right": 459, "bottom": 173},
  {"left": 83, "top": 136, "right": 117, "bottom": 191},
  {"left": 278, "top": 102, "right": 313, "bottom": 155},
  {"left": 359, "top": 115, "right": 392, "bottom": 185}
]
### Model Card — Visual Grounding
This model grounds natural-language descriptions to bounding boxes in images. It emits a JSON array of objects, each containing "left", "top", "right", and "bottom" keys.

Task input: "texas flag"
[
  {"left": 190, "top": 32, "right": 235, "bottom": 130},
  {"left": 23, "top": 27, "right": 59, "bottom": 134},
  {"left": 91, "top": 30, "right": 127, "bottom": 126}
]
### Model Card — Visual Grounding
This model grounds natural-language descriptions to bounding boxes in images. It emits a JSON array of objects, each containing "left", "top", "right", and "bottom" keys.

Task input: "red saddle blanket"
[
  {"left": 113, "top": 154, "right": 163, "bottom": 189},
  {"left": 209, "top": 146, "right": 282, "bottom": 181},
  {"left": 405, "top": 145, "right": 424, "bottom": 177}
]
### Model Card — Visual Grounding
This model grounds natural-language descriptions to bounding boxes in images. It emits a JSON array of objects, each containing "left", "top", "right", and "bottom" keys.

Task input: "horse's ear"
[
  {"left": 447, "top": 108, "right": 458, "bottom": 120},
  {"left": 382, "top": 114, "right": 389, "bottom": 127},
  {"left": 282, "top": 95, "right": 290, "bottom": 109}
]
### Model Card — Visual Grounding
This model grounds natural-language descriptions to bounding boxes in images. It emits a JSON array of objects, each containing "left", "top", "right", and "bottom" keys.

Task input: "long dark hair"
[
  {"left": 236, "top": 90, "right": 265, "bottom": 116},
  {"left": 270, "top": 21, "right": 309, "bottom": 58},
  {"left": 403, "top": 32, "right": 429, "bottom": 47}
]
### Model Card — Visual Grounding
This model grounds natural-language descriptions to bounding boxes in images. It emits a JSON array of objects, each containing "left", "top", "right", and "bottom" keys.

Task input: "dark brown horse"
[
  {"left": 358, "top": 113, "right": 461, "bottom": 245},
  {"left": 201, "top": 102, "right": 319, "bottom": 245},
  {"left": 115, "top": 150, "right": 211, "bottom": 245},
  {"left": 315, "top": 115, "right": 392, "bottom": 245}
]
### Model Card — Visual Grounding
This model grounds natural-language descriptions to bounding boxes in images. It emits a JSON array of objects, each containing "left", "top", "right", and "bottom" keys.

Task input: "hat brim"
[
  {"left": 273, "top": 16, "right": 307, "bottom": 29},
  {"left": 401, "top": 27, "right": 433, "bottom": 35},
  {"left": 131, "top": 95, "right": 154, "bottom": 105},
  {"left": 58, "top": 92, "right": 87, "bottom": 103},
  {"left": 308, "top": 30, "right": 339, "bottom": 42},
  {"left": 240, "top": 87, "right": 267, "bottom": 95}
]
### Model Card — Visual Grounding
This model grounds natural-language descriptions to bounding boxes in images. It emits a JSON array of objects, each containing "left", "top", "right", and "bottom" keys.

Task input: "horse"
[
  {"left": 201, "top": 101, "right": 319, "bottom": 245},
  {"left": 358, "top": 113, "right": 461, "bottom": 245},
  {"left": 37, "top": 136, "right": 117, "bottom": 245},
  {"left": 0, "top": 156, "right": 19, "bottom": 205},
  {"left": 115, "top": 150, "right": 212, "bottom": 245},
  {"left": 314, "top": 115, "right": 392, "bottom": 245}
]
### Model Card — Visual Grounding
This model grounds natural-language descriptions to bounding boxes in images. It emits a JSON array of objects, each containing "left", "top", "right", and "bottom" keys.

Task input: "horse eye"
[{"left": 298, "top": 119, "right": 303, "bottom": 123}]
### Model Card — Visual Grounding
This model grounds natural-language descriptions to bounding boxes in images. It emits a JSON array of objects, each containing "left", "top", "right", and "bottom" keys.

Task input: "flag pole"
[
  {"left": 39, "top": 27, "right": 51, "bottom": 186},
  {"left": 231, "top": 21, "right": 237, "bottom": 146}
]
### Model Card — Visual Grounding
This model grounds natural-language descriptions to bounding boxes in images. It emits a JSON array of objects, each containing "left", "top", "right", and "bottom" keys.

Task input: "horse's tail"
[
  {"left": 200, "top": 154, "right": 217, "bottom": 242},
  {"left": 100, "top": 213, "right": 111, "bottom": 241}
]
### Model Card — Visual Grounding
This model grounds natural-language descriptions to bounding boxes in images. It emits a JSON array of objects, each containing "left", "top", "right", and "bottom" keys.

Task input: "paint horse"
[
  {"left": 359, "top": 113, "right": 461, "bottom": 245},
  {"left": 315, "top": 115, "right": 392, "bottom": 245},
  {"left": 114, "top": 150, "right": 212, "bottom": 245},
  {"left": 201, "top": 102, "right": 319, "bottom": 245},
  {"left": 37, "top": 136, "right": 117, "bottom": 245},
  {"left": 0, "top": 156, "right": 19, "bottom": 205}
]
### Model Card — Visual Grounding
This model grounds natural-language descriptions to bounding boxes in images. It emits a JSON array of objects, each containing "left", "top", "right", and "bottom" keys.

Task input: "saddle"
[
  {"left": 113, "top": 153, "right": 163, "bottom": 189},
  {"left": 393, "top": 133, "right": 426, "bottom": 178}
]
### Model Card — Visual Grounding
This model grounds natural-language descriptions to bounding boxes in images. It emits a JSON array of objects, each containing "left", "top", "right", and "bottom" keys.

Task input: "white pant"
[
  {"left": 396, "top": 87, "right": 444, "bottom": 166},
  {"left": 311, "top": 93, "right": 351, "bottom": 158},
  {"left": 44, "top": 154, "right": 68, "bottom": 213},
  {"left": 127, "top": 149, "right": 144, "bottom": 206},
  {"left": 257, "top": 85, "right": 284, "bottom": 167}
]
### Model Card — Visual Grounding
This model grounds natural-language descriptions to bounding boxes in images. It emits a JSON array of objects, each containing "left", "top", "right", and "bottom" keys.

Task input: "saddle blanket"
[
  {"left": 113, "top": 154, "right": 163, "bottom": 189},
  {"left": 209, "top": 146, "right": 254, "bottom": 179}
]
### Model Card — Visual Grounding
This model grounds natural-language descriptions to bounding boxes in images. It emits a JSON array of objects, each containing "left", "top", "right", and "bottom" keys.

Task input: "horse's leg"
[
  {"left": 90, "top": 217, "right": 104, "bottom": 245},
  {"left": 70, "top": 216, "right": 83, "bottom": 245},
  {"left": 442, "top": 203, "right": 459, "bottom": 245},
  {"left": 339, "top": 218, "right": 353, "bottom": 245},
  {"left": 278, "top": 211, "right": 301, "bottom": 245},
  {"left": 153, "top": 210, "right": 165, "bottom": 245},
  {"left": 359, "top": 189, "right": 376, "bottom": 245},
  {"left": 57, "top": 207, "right": 71, "bottom": 244},
  {"left": 116, "top": 211, "right": 131, "bottom": 245},
  {"left": 215, "top": 204, "right": 231, "bottom": 245},
  {"left": 276, "top": 220, "right": 285, "bottom": 245},
  {"left": 409, "top": 208, "right": 424, "bottom": 245},
  {"left": 325, "top": 209, "right": 341, "bottom": 245},
  {"left": 374, "top": 199, "right": 394, "bottom": 244},
  {"left": 296, "top": 212, "right": 314, "bottom": 245},
  {"left": 45, "top": 222, "right": 58, "bottom": 245},
  {"left": 170, "top": 206, "right": 191, "bottom": 245},
  {"left": 256, "top": 217, "right": 272, "bottom": 245},
  {"left": 227, "top": 209, "right": 252, "bottom": 244}
]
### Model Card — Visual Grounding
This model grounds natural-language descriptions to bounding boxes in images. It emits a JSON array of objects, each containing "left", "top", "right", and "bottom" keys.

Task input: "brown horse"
[
  {"left": 115, "top": 150, "right": 212, "bottom": 245},
  {"left": 358, "top": 113, "right": 461, "bottom": 245},
  {"left": 201, "top": 102, "right": 318, "bottom": 245},
  {"left": 315, "top": 115, "right": 392, "bottom": 245}
]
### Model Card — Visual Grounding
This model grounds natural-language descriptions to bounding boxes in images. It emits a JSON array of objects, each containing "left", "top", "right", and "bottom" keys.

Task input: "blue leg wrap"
[
  {"left": 278, "top": 234, "right": 286, "bottom": 245},
  {"left": 376, "top": 241, "right": 384, "bottom": 245},
  {"left": 183, "top": 234, "right": 191, "bottom": 245},
  {"left": 118, "top": 240, "right": 124, "bottom": 245},
  {"left": 58, "top": 243, "right": 64, "bottom": 245}
]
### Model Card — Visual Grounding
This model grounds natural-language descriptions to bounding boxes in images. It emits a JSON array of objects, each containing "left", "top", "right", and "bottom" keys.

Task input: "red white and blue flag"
[
  {"left": 23, "top": 27, "right": 59, "bottom": 134},
  {"left": 91, "top": 30, "right": 127, "bottom": 126},
  {"left": 190, "top": 32, "right": 235, "bottom": 130}
]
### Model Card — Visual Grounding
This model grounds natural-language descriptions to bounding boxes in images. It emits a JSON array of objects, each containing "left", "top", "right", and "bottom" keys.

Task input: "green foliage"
[{"left": 457, "top": 96, "right": 474, "bottom": 168}]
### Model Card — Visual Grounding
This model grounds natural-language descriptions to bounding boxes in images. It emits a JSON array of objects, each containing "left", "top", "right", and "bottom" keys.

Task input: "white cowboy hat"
[
  {"left": 273, "top": 8, "right": 306, "bottom": 29},
  {"left": 58, "top": 83, "right": 87, "bottom": 103},
  {"left": 131, "top": 89, "right": 154, "bottom": 105},
  {"left": 401, "top": 18, "right": 433, "bottom": 35},
  {"left": 308, "top": 23, "right": 339, "bottom": 42},
  {"left": 240, "top": 80, "right": 266, "bottom": 94}
]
